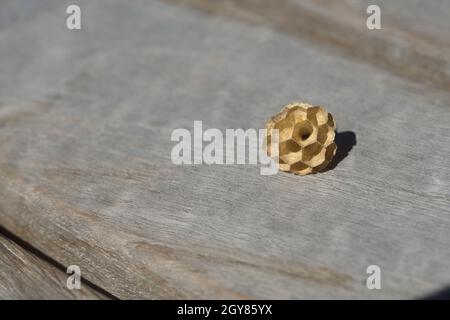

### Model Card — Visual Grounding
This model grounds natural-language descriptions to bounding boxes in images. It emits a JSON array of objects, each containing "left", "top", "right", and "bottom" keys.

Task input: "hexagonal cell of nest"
[{"left": 265, "top": 102, "right": 337, "bottom": 175}]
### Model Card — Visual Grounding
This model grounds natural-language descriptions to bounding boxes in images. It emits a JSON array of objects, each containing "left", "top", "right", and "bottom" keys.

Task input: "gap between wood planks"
[{"left": 0, "top": 224, "right": 118, "bottom": 300}]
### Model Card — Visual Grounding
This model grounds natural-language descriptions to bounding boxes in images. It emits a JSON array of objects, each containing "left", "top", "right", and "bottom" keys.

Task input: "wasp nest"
[{"left": 266, "top": 103, "right": 337, "bottom": 175}]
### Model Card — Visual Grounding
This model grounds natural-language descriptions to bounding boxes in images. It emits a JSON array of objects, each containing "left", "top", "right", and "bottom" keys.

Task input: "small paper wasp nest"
[{"left": 266, "top": 103, "right": 337, "bottom": 175}]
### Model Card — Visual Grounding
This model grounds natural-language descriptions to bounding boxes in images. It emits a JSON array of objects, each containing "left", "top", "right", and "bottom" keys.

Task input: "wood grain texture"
[
  {"left": 0, "top": 233, "right": 106, "bottom": 299},
  {"left": 165, "top": 0, "right": 450, "bottom": 91},
  {"left": 0, "top": 0, "right": 449, "bottom": 299}
]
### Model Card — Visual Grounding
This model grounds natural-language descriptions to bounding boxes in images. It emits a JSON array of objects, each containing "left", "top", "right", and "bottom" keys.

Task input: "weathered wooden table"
[{"left": 0, "top": 0, "right": 449, "bottom": 299}]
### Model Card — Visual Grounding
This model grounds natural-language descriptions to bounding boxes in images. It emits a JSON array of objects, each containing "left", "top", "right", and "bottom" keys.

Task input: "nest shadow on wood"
[{"left": 322, "top": 131, "right": 356, "bottom": 172}]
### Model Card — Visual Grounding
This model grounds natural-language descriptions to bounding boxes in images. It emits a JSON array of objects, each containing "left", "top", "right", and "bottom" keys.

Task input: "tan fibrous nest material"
[{"left": 266, "top": 103, "right": 337, "bottom": 175}]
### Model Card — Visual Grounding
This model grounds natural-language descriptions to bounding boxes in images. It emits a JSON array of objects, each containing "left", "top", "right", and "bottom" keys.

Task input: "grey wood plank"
[
  {"left": 0, "top": 0, "right": 449, "bottom": 299},
  {"left": 0, "top": 233, "right": 107, "bottom": 299},
  {"left": 166, "top": 0, "right": 450, "bottom": 91}
]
